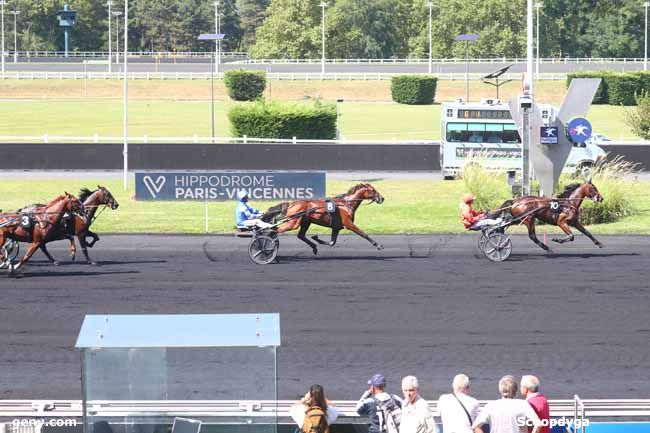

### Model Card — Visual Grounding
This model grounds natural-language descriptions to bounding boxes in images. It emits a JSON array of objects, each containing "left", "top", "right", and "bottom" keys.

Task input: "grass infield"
[
  {"left": 0, "top": 178, "right": 648, "bottom": 235},
  {"left": 0, "top": 79, "right": 637, "bottom": 141}
]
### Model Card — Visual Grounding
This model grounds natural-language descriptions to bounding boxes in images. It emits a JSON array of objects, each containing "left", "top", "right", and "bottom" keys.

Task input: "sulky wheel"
[
  {"left": 478, "top": 232, "right": 489, "bottom": 252},
  {"left": 249, "top": 234, "right": 279, "bottom": 265},
  {"left": 482, "top": 232, "right": 512, "bottom": 262}
]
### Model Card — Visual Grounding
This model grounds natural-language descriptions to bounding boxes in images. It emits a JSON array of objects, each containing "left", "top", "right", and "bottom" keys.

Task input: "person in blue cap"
[
  {"left": 356, "top": 373, "right": 402, "bottom": 433},
  {"left": 235, "top": 190, "right": 273, "bottom": 229}
]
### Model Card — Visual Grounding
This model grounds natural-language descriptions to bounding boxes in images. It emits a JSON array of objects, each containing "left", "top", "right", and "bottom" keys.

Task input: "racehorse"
[
  {"left": 9, "top": 186, "right": 119, "bottom": 266},
  {"left": 499, "top": 181, "right": 604, "bottom": 252},
  {"left": 262, "top": 183, "right": 385, "bottom": 255},
  {"left": 0, "top": 193, "right": 83, "bottom": 274}
]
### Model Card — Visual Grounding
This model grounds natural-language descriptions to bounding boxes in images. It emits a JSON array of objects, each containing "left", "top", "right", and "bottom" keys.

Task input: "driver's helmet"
[
  {"left": 462, "top": 193, "right": 475, "bottom": 204},
  {"left": 237, "top": 190, "right": 249, "bottom": 201}
]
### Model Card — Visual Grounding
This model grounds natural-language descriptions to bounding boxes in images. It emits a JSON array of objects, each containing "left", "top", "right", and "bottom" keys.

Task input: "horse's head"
[
  {"left": 63, "top": 192, "right": 84, "bottom": 214},
  {"left": 584, "top": 181, "right": 604, "bottom": 203},
  {"left": 360, "top": 184, "right": 384, "bottom": 204},
  {"left": 98, "top": 185, "right": 119, "bottom": 210}
]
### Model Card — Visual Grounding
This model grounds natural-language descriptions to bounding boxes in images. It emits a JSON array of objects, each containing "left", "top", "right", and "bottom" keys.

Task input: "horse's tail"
[
  {"left": 488, "top": 199, "right": 514, "bottom": 219},
  {"left": 262, "top": 202, "right": 289, "bottom": 224}
]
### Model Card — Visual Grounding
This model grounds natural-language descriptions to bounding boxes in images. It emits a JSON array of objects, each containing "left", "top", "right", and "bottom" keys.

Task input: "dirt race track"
[{"left": 0, "top": 234, "right": 648, "bottom": 401}]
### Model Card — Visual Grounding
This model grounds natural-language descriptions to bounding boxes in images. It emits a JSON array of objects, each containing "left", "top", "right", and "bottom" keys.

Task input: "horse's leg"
[
  {"left": 524, "top": 217, "right": 550, "bottom": 252},
  {"left": 275, "top": 218, "right": 302, "bottom": 234},
  {"left": 573, "top": 220, "right": 603, "bottom": 248},
  {"left": 552, "top": 216, "right": 575, "bottom": 244},
  {"left": 39, "top": 244, "right": 60, "bottom": 266},
  {"left": 9, "top": 242, "right": 41, "bottom": 275},
  {"left": 85, "top": 231, "right": 100, "bottom": 248},
  {"left": 297, "top": 221, "right": 318, "bottom": 255},
  {"left": 69, "top": 237, "right": 77, "bottom": 260},
  {"left": 329, "top": 228, "right": 341, "bottom": 246},
  {"left": 342, "top": 221, "right": 383, "bottom": 250},
  {"left": 78, "top": 235, "right": 97, "bottom": 265}
]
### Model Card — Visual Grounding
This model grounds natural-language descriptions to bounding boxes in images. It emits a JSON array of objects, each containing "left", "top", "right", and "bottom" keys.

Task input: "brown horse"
[
  {"left": 0, "top": 193, "right": 83, "bottom": 274},
  {"left": 500, "top": 181, "right": 604, "bottom": 252},
  {"left": 10, "top": 186, "right": 118, "bottom": 266},
  {"left": 263, "top": 183, "right": 385, "bottom": 255}
]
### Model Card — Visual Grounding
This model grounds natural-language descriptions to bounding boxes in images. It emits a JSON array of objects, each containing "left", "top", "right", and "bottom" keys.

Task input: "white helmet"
[{"left": 237, "top": 190, "right": 248, "bottom": 200}]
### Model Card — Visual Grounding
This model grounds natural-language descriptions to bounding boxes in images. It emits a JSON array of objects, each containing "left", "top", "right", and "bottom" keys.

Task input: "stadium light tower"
[
  {"left": 640, "top": 2, "right": 650, "bottom": 71},
  {"left": 535, "top": 2, "right": 542, "bottom": 77},
  {"left": 113, "top": 10, "right": 122, "bottom": 65},
  {"left": 199, "top": 33, "right": 225, "bottom": 141},
  {"left": 428, "top": 2, "right": 433, "bottom": 74},
  {"left": 107, "top": 1, "right": 112, "bottom": 73},
  {"left": 213, "top": 2, "right": 220, "bottom": 76},
  {"left": 455, "top": 33, "right": 479, "bottom": 101},
  {"left": 122, "top": 0, "right": 128, "bottom": 190},
  {"left": 9, "top": 9, "right": 18, "bottom": 64},
  {"left": 320, "top": 2, "right": 326, "bottom": 76}
]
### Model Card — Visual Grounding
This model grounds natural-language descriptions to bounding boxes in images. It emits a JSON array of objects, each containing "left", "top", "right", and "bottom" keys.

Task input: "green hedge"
[
  {"left": 390, "top": 75, "right": 437, "bottom": 105},
  {"left": 224, "top": 69, "right": 266, "bottom": 101},
  {"left": 565, "top": 71, "right": 610, "bottom": 104},
  {"left": 607, "top": 73, "right": 642, "bottom": 106},
  {"left": 228, "top": 100, "right": 336, "bottom": 139}
]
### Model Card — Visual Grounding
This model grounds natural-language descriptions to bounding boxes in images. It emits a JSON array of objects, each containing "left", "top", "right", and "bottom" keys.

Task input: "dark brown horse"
[
  {"left": 263, "top": 183, "right": 385, "bottom": 255},
  {"left": 500, "top": 181, "right": 604, "bottom": 252},
  {"left": 11, "top": 186, "right": 119, "bottom": 265},
  {"left": 0, "top": 193, "right": 83, "bottom": 274}
]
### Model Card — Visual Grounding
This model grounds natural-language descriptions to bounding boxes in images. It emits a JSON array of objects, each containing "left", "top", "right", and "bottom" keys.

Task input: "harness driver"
[
  {"left": 460, "top": 193, "right": 501, "bottom": 230},
  {"left": 235, "top": 190, "right": 273, "bottom": 230}
]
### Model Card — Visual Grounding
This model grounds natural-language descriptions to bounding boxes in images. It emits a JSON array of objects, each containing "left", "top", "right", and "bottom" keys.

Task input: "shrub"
[
  {"left": 606, "top": 73, "right": 642, "bottom": 106},
  {"left": 558, "top": 156, "right": 638, "bottom": 224},
  {"left": 390, "top": 75, "right": 437, "bottom": 105},
  {"left": 228, "top": 100, "right": 336, "bottom": 139},
  {"left": 461, "top": 161, "right": 511, "bottom": 211},
  {"left": 565, "top": 72, "right": 610, "bottom": 104},
  {"left": 224, "top": 69, "right": 266, "bottom": 101},
  {"left": 631, "top": 71, "right": 650, "bottom": 96},
  {"left": 624, "top": 92, "right": 650, "bottom": 139}
]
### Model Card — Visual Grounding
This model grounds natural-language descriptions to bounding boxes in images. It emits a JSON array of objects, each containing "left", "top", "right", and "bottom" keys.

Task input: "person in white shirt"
[
  {"left": 289, "top": 384, "right": 340, "bottom": 428},
  {"left": 438, "top": 374, "right": 480, "bottom": 433},
  {"left": 399, "top": 376, "right": 438, "bottom": 433},
  {"left": 472, "top": 375, "right": 541, "bottom": 433}
]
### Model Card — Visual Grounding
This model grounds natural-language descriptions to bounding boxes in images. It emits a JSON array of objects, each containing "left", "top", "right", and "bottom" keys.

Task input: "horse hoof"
[
  {"left": 88, "top": 261, "right": 98, "bottom": 266},
  {"left": 328, "top": 241, "right": 336, "bottom": 247},
  {"left": 312, "top": 246, "right": 318, "bottom": 256},
  {"left": 376, "top": 244, "right": 384, "bottom": 250},
  {"left": 597, "top": 243, "right": 604, "bottom": 249},
  {"left": 52, "top": 261, "right": 60, "bottom": 267}
]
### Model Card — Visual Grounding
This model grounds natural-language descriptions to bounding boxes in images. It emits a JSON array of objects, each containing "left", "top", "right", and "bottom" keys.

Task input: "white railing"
[
  {"left": 8, "top": 50, "right": 247, "bottom": 59},
  {"left": 0, "top": 135, "right": 437, "bottom": 145},
  {"left": 0, "top": 71, "right": 570, "bottom": 81}
]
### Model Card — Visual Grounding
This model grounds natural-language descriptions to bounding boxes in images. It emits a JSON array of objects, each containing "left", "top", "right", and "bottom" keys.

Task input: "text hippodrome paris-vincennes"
[{"left": 173, "top": 174, "right": 315, "bottom": 200}]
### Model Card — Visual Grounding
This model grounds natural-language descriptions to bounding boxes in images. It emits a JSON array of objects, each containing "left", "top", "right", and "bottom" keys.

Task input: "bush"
[
  {"left": 606, "top": 73, "right": 642, "bottom": 106},
  {"left": 558, "top": 156, "right": 638, "bottom": 224},
  {"left": 390, "top": 75, "right": 437, "bottom": 105},
  {"left": 228, "top": 100, "right": 336, "bottom": 139},
  {"left": 631, "top": 71, "right": 650, "bottom": 96},
  {"left": 461, "top": 162, "right": 511, "bottom": 211},
  {"left": 224, "top": 69, "right": 266, "bottom": 101},
  {"left": 624, "top": 92, "right": 650, "bottom": 139},
  {"left": 565, "top": 72, "right": 610, "bottom": 104}
]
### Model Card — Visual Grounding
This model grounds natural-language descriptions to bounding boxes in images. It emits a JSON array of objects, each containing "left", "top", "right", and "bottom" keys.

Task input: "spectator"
[
  {"left": 438, "top": 374, "right": 480, "bottom": 433},
  {"left": 399, "top": 375, "right": 438, "bottom": 433},
  {"left": 520, "top": 376, "right": 550, "bottom": 433},
  {"left": 289, "top": 384, "right": 340, "bottom": 432},
  {"left": 472, "top": 375, "right": 541, "bottom": 433},
  {"left": 356, "top": 374, "right": 402, "bottom": 433}
]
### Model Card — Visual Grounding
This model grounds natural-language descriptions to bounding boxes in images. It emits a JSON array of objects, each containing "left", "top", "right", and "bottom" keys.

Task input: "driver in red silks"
[{"left": 460, "top": 193, "right": 486, "bottom": 229}]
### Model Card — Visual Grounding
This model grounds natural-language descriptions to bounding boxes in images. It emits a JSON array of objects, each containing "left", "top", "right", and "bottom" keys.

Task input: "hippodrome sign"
[{"left": 135, "top": 172, "right": 326, "bottom": 201}]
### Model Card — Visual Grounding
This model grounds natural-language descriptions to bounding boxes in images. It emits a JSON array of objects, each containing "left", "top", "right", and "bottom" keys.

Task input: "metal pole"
[
  {"left": 1, "top": 0, "right": 6, "bottom": 79},
  {"left": 465, "top": 41, "right": 469, "bottom": 101},
  {"left": 428, "top": 2, "right": 433, "bottom": 74},
  {"left": 214, "top": 1, "right": 219, "bottom": 76},
  {"left": 107, "top": 1, "right": 112, "bottom": 73},
  {"left": 643, "top": 2, "right": 650, "bottom": 71},
  {"left": 535, "top": 3, "right": 541, "bottom": 77},
  {"left": 10, "top": 10, "right": 18, "bottom": 64},
  {"left": 123, "top": 0, "right": 128, "bottom": 190},
  {"left": 522, "top": 107, "right": 530, "bottom": 196},
  {"left": 526, "top": 0, "right": 534, "bottom": 95},
  {"left": 113, "top": 12, "right": 121, "bottom": 65},
  {"left": 205, "top": 201, "right": 209, "bottom": 233},
  {"left": 211, "top": 51, "right": 215, "bottom": 140},
  {"left": 320, "top": 2, "right": 326, "bottom": 76}
]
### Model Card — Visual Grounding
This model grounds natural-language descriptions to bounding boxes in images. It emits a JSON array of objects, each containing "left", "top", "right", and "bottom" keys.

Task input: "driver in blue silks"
[{"left": 235, "top": 190, "right": 273, "bottom": 229}]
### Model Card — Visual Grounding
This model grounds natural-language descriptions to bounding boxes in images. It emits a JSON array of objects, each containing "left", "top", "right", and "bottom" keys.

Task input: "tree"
[
  {"left": 249, "top": 0, "right": 320, "bottom": 58},
  {"left": 236, "top": 0, "right": 270, "bottom": 51}
]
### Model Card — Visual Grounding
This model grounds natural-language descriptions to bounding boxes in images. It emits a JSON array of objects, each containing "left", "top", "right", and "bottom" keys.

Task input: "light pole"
[
  {"left": 9, "top": 9, "right": 17, "bottom": 64},
  {"left": 213, "top": 2, "right": 219, "bottom": 76},
  {"left": 320, "top": 2, "right": 326, "bottom": 76},
  {"left": 1, "top": 0, "right": 6, "bottom": 79},
  {"left": 535, "top": 2, "right": 542, "bottom": 77},
  {"left": 336, "top": 98, "right": 343, "bottom": 140},
  {"left": 113, "top": 11, "right": 122, "bottom": 65},
  {"left": 427, "top": 2, "right": 433, "bottom": 74},
  {"left": 199, "top": 33, "right": 225, "bottom": 141},
  {"left": 455, "top": 33, "right": 479, "bottom": 101},
  {"left": 107, "top": 1, "right": 112, "bottom": 73},
  {"left": 643, "top": 2, "right": 650, "bottom": 71},
  {"left": 122, "top": 0, "right": 128, "bottom": 190}
]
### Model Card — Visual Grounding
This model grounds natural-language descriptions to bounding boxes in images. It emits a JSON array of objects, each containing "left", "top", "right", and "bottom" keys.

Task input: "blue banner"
[{"left": 135, "top": 171, "right": 326, "bottom": 201}]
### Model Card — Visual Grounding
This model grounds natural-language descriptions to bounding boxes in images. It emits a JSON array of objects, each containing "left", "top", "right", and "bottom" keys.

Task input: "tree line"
[{"left": 6, "top": 0, "right": 648, "bottom": 59}]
